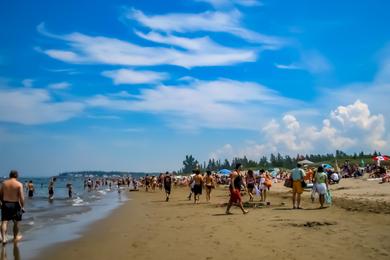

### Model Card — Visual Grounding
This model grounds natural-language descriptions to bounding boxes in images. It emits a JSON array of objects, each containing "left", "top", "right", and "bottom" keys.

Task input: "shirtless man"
[
  {"left": 27, "top": 180, "right": 34, "bottom": 198},
  {"left": 163, "top": 172, "right": 172, "bottom": 202},
  {"left": 193, "top": 170, "right": 203, "bottom": 204},
  {"left": 226, "top": 164, "right": 248, "bottom": 215},
  {"left": 0, "top": 170, "right": 25, "bottom": 243}
]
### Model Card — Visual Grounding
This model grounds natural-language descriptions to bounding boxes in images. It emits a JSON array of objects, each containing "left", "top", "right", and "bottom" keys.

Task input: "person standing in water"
[
  {"left": 0, "top": 170, "right": 25, "bottom": 243},
  {"left": 48, "top": 177, "right": 56, "bottom": 200},
  {"left": 27, "top": 180, "right": 35, "bottom": 198},
  {"left": 66, "top": 183, "right": 73, "bottom": 199}
]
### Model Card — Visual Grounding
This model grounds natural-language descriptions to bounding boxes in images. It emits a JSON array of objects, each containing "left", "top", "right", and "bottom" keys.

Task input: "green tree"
[{"left": 181, "top": 155, "right": 199, "bottom": 174}]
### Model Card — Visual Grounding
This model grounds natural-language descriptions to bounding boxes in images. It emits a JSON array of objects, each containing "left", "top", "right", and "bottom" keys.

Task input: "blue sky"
[{"left": 1, "top": 0, "right": 390, "bottom": 176}]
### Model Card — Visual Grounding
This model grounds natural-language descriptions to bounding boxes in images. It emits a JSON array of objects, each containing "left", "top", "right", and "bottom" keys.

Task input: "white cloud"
[
  {"left": 275, "top": 50, "right": 331, "bottom": 74},
  {"left": 211, "top": 100, "right": 387, "bottom": 160},
  {"left": 196, "top": 0, "right": 262, "bottom": 8},
  {"left": 87, "top": 78, "right": 301, "bottom": 130},
  {"left": 38, "top": 23, "right": 256, "bottom": 68},
  {"left": 0, "top": 86, "right": 84, "bottom": 125},
  {"left": 274, "top": 63, "right": 301, "bottom": 70},
  {"left": 22, "top": 79, "right": 34, "bottom": 88},
  {"left": 48, "top": 81, "right": 71, "bottom": 90},
  {"left": 127, "top": 9, "right": 287, "bottom": 48},
  {"left": 102, "top": 69, "right": 168, "bottom": 85}
]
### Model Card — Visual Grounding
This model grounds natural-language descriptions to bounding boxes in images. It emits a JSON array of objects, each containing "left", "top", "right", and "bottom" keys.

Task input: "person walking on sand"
[
  {"left": 163, "top": 172, "right": 172, "bottom": 202},
  {"left": 193, "top": 170, "right": 203, "bottom": 204},
  {"left": 27, "top": 180, "right": 34, "bottom": 198},
  {"left": 245, "top": 170, "right": 256, "bottom": 202},
  {"left": 313, "top": 166, "right": 329, "bottom": 208},
  {"left": 145, "top": 174, "right": 150, "bottom": 192},
  {"left": 291, "top": 163, "right": 305, "bottom": 209},
  {"left": 0, "top": 170, "right": 25, "bottom": 243},
  {"left": 205, "top": 171, "right": 215, "bottom": 202},
  {"left": 226, "top": 164, "right": 249, "bottom": 215},
  {"left": 258, "top": 169, "right": 267, "bottom": 202}
]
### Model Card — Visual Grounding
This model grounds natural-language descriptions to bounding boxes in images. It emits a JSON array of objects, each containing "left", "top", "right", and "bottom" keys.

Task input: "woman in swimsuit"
[
  {"left": 245, "top": 170, "right": 256, "bottom": 202},
  {"left": 204, "top": 171, "right": 215, "bottom": 202}
]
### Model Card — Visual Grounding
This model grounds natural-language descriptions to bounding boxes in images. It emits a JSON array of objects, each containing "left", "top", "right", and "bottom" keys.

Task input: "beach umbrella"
[
  {"left": 218, "top": 169, "right": 231, "bottom": 175},
  {"left": 322, "top": 164, "right": 332, "bottom": 169},
  {"left": 372, "top": 155, "right": 389, "bottom": 161},
  {"left": 298, "top": 159, "right": 314, "bottom": 165},
  {"left": 373, "top": 155, "right": 389, "bottom": 166}
]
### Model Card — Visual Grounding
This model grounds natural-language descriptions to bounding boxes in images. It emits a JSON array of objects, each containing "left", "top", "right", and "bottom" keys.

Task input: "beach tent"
[
  {"left": 322, "top": 164, "right": 333, "bottom": 169},
  {"left": 298, "top": 159, "right": 314, "bottom": 165},
  {"left": 269, "top": 168, "right": 280, "bottom": 177},
  {"left": 218, "top": 169, "right": 231, "bottom": 175}
]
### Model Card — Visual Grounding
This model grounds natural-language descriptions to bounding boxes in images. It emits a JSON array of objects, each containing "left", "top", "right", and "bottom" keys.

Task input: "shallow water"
[{"left": 0, "top": 176, "right": 130, "bottom": 259}]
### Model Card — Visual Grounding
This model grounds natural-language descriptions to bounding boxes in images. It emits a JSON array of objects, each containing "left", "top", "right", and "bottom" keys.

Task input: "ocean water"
[{"left": 0, "top": 176, "right": 131, "bottom": 259}]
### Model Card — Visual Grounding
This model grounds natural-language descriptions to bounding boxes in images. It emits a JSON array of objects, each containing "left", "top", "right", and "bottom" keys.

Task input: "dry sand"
[{"left": 37, "top": 178, "right": 390, "bottom": 260}]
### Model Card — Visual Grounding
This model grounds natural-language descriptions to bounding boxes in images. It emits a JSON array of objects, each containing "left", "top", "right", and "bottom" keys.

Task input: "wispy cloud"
[
  {"left": 275, "top": 50, "right": 331, "bottom": 74},
  {"left": 37, "top": 23, "right": 256, "bottom": 68},
  {"left": 102, "top": 69, "right": 168, "bottom": 85},
  {"left": 127, "top": 8, "right": 287, "bottom": 48},
  {"left": 274, "top": 63, "right": 301, "bottom": 70},
  {"left": 22, "top": 79, "right": 34, "bottom": 88},
  {"left": 86, "top": 78, "right": 301, "bottom": 130},
  {"left": 0, "top": 85, "right": 84, "bottom": 125},
  {"left": 48, "top": 81, "right": 71, "bottom": 90},
  {"left": 196, "top": 0, "right": 262, "bottom": 8}
]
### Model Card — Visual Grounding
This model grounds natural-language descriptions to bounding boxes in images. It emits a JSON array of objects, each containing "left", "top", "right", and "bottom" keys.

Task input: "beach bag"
[
  {"left": 325, "top": 190, "right": 332, "bottom": 204},
  {"left": 265, "top": 178, "right": 272, "bottom": 188},
  {"left": 284, "top": 178, "right": 292, "bottom": 188},
  {"left": 255, "top": 185, "right": 260, "bottom": 196}
]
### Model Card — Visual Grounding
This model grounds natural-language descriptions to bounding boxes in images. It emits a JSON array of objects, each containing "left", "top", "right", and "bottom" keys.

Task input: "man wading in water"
[{"left": 0, "top": 170, "right": 25, "bottom": 244}]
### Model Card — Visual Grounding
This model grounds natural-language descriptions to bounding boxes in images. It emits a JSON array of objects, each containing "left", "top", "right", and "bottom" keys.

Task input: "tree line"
[{"left": 179, "top": 150, "right": 383, "bottom": 174}]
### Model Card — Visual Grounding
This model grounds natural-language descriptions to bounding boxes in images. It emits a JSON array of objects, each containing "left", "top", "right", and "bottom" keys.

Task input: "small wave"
[
  {"left": 97, "top": 190, "right": 107, "bottom": 195},
  {"left": 28, "top": 221, "right": 35, "bottom": 225},
  {"left": 72, "top": 197, "right": 89, "bottom": 207}
]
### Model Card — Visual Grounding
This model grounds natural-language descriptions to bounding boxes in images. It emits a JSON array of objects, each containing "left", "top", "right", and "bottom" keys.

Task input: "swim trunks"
[
  {"left": 229, "top": 187, "right": 242, "bottom": 203},
  {"left": 28, "top": 190, "right": 34, "bottom": 197},
  {"left": 1, "top": 201, "right": 23, "bottom": 221},
  {"left": 292, "top": 180, "right": 303, "bottom": 194},
  {"left": 164, "top": 185, "right": 171, "bottom": 194},
  {"left": 193, "top": 184, "right": 202, "bottom": 195}
]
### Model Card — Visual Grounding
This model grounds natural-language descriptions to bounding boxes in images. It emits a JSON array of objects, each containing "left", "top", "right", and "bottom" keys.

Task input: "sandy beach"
[{"left": 36, "top": 178, "right": 390, "bottom": 260}]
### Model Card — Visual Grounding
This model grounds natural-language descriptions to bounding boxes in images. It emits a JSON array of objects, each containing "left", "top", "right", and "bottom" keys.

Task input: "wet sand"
[{"left": 36, "top": 179, "right": 390, "bottom": 260}]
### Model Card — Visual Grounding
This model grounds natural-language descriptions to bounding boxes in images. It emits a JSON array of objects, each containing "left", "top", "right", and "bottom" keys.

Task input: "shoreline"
[
  {"left": 36, "top": 179, "right": 390, "bottom": 260},
  {"left": 0, "top": 188, "right": 128, "bottom": 260}
]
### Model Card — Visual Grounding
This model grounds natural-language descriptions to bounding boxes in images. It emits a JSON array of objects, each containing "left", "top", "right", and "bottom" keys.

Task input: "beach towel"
[
  {"left": 325, "top": 190, "right": 332, "bottom": 205},
  {"left": 254, "top": 185, "right": 260, "bottom": 196}
]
